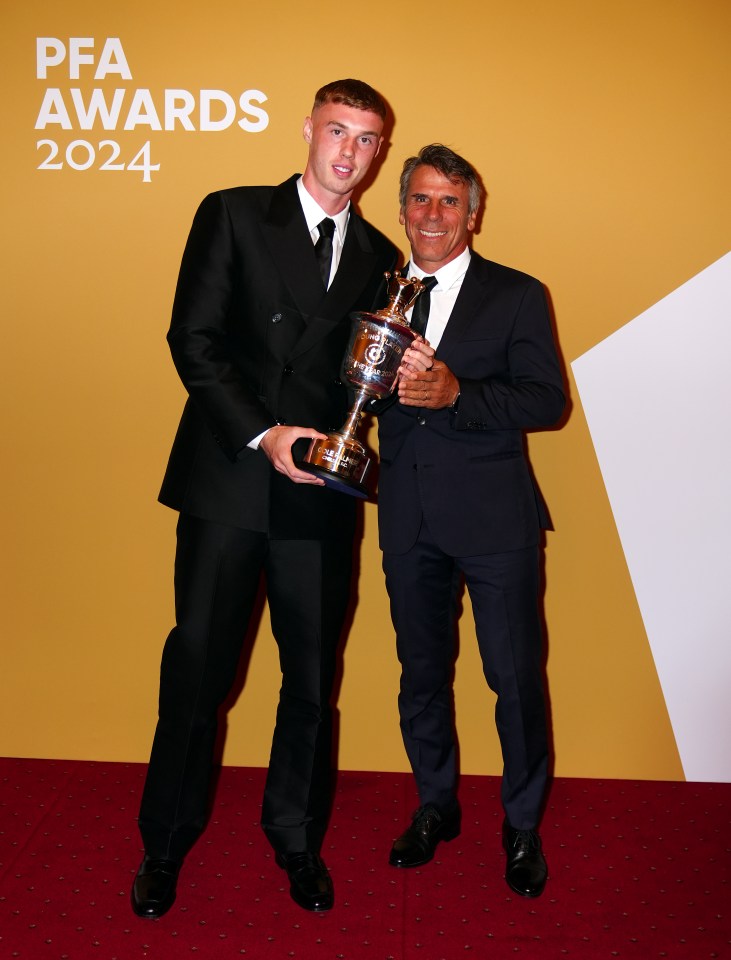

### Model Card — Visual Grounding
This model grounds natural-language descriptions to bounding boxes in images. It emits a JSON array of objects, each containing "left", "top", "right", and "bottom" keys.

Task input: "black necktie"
[
  {"left": 409, "top": 275, "right": 438, "bottom": 336},
  {"left": 315, "top": 218, "right": 336, "bottom": 288}
]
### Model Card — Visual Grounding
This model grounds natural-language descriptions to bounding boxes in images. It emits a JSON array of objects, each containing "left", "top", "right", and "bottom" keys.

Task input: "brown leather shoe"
[
  {"left": 503, "top": 820, "right": 548, "bottom": 897},
  {"left": 131, "top": 856, "right": 180, "bottom": 918},
  {"left": 389, "top": 804, "right": 461, "bottom": 868}
]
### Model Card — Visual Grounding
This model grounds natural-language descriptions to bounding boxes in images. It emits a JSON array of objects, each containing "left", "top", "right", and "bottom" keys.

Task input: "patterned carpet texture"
[{"left": 0, "top": 758, "right": 728, "bottom": 959}]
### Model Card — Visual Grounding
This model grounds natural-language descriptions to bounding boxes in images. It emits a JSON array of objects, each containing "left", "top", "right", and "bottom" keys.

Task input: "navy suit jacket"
[
  {"left": 376, "top": 252, "right": 565, "bottom": 556},
  {"left": 159, "top": 174, "right": 397, "bottom": 539}
]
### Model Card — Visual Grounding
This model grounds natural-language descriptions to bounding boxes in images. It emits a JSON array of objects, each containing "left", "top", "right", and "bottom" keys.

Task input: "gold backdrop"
[{"left": 3, "top": 0, "right": 729, "bottom": 780}]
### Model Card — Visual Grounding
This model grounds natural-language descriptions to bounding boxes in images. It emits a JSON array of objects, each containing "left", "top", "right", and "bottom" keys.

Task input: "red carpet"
[{"left": 0, "top": 758, "right": 728, "bottom": 959}]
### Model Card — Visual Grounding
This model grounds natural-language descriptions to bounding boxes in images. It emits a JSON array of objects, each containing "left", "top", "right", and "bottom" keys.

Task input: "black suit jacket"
[
  {"left": 377, "top": 252, "right": 565, "bottom": 556},
  {"left": 159, "top": 174, "right": 397, "bottom": 539}
]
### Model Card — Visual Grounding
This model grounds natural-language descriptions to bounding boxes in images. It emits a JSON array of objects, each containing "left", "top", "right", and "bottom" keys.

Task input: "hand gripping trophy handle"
[{"left": 299, "top": 272, "right": 426, "bottom": 498}]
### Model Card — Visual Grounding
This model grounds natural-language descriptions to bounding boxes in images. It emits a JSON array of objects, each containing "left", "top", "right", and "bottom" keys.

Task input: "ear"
[
  {"left": 375, "top": 136, "right": 384, "bottom": 158},
  {"left": 398, "top": 209, "right": 406, "bottom": 225},
  {"left": 303, "top": 116, "right": 313, "bottom": 144},
  {"left": 467, "top": 211, "right": 477, "bottom": 232}
]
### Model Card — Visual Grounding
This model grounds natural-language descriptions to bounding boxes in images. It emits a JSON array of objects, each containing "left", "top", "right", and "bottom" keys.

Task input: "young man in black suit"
[
  {"left": 376, "top": 144, "right": 565, "bottom": 897},
  {"left": 132, "top": 79, "right": 397, "bottom": 918}
]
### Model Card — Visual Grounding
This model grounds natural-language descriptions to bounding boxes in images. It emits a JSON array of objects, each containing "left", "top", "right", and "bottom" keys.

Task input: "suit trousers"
[
  {"left": 382, "top": 519, "right": 549, "bottom": 830},
  {"left": 138, "top": 512, "right": 353, "bottom": 861}
]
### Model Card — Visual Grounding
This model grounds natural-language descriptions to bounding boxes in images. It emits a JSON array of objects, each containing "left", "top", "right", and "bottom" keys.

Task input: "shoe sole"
[{"left": 290, "top": 891, "right": 333, "bottom": 911}]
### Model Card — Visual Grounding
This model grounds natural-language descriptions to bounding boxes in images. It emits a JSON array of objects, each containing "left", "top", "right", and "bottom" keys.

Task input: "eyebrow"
[
  {"left": 326, "top": 121, "right": 380, "bottom": 137},
  {"left": 411, "top": 192, "right": 461, "bottom": 202}
]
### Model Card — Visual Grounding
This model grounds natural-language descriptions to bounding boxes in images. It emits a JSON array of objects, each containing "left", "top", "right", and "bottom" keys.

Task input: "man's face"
[
  {"left": 302, "top": 101, "right": 384, "bottom": 212},
  {"left": 400, "top": 165, "right": 476, "bottom": 272}
]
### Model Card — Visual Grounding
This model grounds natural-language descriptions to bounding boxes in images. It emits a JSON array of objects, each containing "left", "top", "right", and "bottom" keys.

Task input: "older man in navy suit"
[
  {"left": 376, "top": 144, "right": 565, "bottom": 897},
  {"left": 132, "top": 79, "right": 396, "bottom": 919}
]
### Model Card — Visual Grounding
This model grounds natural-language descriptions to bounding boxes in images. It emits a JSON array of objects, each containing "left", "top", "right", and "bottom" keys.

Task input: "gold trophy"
[{"left": 300, "top": 273, "right": 426, "bottom": 498}]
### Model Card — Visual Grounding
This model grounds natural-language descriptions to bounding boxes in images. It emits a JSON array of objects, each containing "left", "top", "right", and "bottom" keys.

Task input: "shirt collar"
[
  {"left": 297, "top": 176, "right": 350, "bottom": 243},
  {"left": 407, "top": 246, "right": 471, "bottom": 290}
]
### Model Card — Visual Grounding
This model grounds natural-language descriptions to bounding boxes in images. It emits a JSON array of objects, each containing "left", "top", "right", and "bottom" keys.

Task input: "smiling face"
[
  {"left": 400, "top": 164, "right": 476, "bottom": 272},
  {"left": 301, "top": 101, "right": 384, "bottom": 214}
]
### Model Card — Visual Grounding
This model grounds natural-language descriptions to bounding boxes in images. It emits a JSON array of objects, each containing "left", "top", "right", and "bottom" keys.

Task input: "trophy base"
[
  {"left": 299, "top": 435, "right": 372, "bottom": 500},
  {"left": 298, "top": 462, "right": 370, "bottom": 499}
]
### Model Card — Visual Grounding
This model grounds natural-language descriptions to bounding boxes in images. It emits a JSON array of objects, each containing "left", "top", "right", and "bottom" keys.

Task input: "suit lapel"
[
  {"left": 261, "top": 175, "right": 326, "bottom": 318},
  {"left": 289, "top": 212, "right": 382, "bottom": 359},
  {"left": 436, "top": 256, "right": 492, "bottom": 364},
  {"left": 262, "top": 178, "right": 384, "bottom": 359},
  {"left": 325, "top": 214, "right": 380, "bottom": 313}
]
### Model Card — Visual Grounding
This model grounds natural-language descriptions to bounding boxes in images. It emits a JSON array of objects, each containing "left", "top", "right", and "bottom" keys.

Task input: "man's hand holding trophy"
[{"left": 299, "top": 273, "right": 426, "bottom": 498}]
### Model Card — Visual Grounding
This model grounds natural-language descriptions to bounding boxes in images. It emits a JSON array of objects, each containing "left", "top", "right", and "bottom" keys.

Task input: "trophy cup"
[{"left": 299, "top": 273, "right": 426, "bottom": 498}]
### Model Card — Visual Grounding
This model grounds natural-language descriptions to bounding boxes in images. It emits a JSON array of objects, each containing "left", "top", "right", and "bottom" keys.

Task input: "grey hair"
[{"left": 399, "top": 144, "right": 484, "bottom": 215}]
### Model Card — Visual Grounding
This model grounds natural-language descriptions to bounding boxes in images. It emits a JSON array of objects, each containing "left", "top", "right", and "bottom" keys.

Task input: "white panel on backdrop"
[{"left": 572, "top": 252, "right": 731, "bottom": 783}]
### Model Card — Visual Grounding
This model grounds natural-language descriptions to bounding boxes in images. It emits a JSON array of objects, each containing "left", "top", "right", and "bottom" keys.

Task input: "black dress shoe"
[
  {"left": 389, "top": 803, "right": 461, "bottom": 868},
  {"left": 275, "top": 852, "right": 334, "bottom": 912},
  {"left": 502, "top": 820, "right": 547, "bottom": 897},
  {"left": 131, "top": 856, "right": 181, "bottom": 918}
]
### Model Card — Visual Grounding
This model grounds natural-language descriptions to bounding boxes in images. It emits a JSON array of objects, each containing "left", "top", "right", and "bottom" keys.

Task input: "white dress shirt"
[
  {"left": 405, "top": 247, "right": 471, "bottom": 348},
  {"left": 296, "top": 176, "right": 350, "bottom": 289}
]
